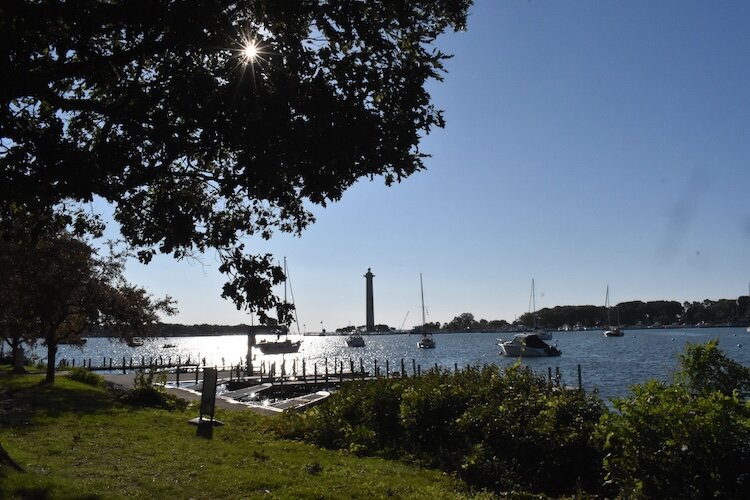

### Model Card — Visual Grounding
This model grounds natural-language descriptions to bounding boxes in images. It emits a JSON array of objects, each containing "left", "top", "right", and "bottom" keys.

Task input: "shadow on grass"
[
  {"left": 8, "top": 486, "right": 103, "bottom": 500},
  {"left": 0, "top": 372, "right": 119, "bottom": 428}
]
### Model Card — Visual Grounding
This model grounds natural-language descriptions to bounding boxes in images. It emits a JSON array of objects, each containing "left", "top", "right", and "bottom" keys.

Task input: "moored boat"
[
  {"left": 257, "top": 338, "right": 302, "bottom": 354},
  {"left": 417, "top": 333, "right": 436, "bottom": 349},
  {"left": 499, "top": 333, "right": 561, "bottom": 357},
  {"left": 416, "top": 273, "right": 436, "bottom": 349},
  {"left": 603, "top": 285, "right": 625, "bottom": 337},
  {"left": 346, "top": 334, "right": 365, "bottom": 347},
  {"left": 523, "top": 279, "right": 552, "bottom": 340}
]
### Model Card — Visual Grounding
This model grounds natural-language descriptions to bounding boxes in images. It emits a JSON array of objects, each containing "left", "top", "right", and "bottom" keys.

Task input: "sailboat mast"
[
  {"left": 420, "top": 273, "right": 426, "bottom": 331},
  {"left": 606, "top": 284, "right": 611, "bottom": 325},
  {"left": 531, "top": 278, "right": 537, "bottom": 329}
]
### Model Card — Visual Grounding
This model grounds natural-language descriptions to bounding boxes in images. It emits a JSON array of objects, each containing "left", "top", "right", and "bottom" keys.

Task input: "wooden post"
[
  {"left": 350, "top": 359, "right": 354, "bottom": 375},
  {"left": 417, "top": 364, "right": 421, "bottom": 377},
  {"left": 412, "top": 359, "right": 416, "bottom": 377},
  {"left": 72, "top": 359, "right": 76, "bottom": 367},
  {"left": 302, "top": 360, "right": 306, "bottom": 379},
  {"left": 122, "top": 357, "right": 126, "bottom": 374},
  {"left": 109, "top": 358, "right": 113, "bottom": 369},
  {"left": 195, "top": 366, "right": 199, "bottom": 385},
  {"left": 314, "top": 363, "right": 318, "bottom": 386},
  {"left": 434, "top": 362, "right": 438, "bottom": 372},
  {"left": 325, "top": 358, "right": 329, "bottom": 383},
  {"left": 176, "top": 366, "right": 180, "bottom": 386},
  {"left": 577, "top": 364, "right": 582, "bottom": 390},
  {"left": 454, "top": 362, "right": 458, "bottom": 373},
  {"left": 386, "top": 360, "right": 390, "bottom": 379},
  {"left": 401, "top": 358, "right": 405, "bottom": 377},
  {"left": 374, "top": 359, "right": 378, "bottom": 378},
  {"left": 548, "top": 367, "right": 552, "bottom": 385},
  {"left": 555, "top": 367, "right": 561, "bottom": 387}
]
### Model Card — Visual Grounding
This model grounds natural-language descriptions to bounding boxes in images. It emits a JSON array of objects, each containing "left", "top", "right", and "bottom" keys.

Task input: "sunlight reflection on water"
[{"left": 37, "top": 327, "right": 749, "bottom": 400}]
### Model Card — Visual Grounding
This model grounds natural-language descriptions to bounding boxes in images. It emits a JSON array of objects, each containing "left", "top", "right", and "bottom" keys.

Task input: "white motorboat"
[
  {"left": 499, "top": 333, "right": 561, "bottom": 357},
  {"left": 346, "top": 334, "right": 365, "bottom": 347}
]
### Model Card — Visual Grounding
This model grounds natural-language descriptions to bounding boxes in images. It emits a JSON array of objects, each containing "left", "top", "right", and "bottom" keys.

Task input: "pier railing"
[{"left": 56, "top": 355, "right": 584, "bottom": 391}]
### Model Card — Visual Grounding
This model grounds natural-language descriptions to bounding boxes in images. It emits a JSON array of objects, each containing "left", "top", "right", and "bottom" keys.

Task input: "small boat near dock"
[{"left": 346, "top": 334, "right": 365, "bottom": 347}]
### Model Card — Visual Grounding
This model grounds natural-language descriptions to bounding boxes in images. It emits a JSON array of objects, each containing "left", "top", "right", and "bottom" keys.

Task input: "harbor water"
[{"left": 32, "top": 327, "right": 750, "bottom": 401}]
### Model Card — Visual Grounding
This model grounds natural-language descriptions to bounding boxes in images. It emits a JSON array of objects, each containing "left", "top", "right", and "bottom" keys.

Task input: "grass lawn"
[{"left": 0, "top": 366, "right": 489, "bottom": 499}]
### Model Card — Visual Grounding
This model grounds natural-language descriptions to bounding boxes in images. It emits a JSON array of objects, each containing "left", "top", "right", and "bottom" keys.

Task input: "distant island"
[{"left": 84, "top": 295, "right": 750, "bottom": 337}]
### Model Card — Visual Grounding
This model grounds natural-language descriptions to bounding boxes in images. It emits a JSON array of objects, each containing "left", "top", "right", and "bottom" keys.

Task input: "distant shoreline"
[{"left": 83, "top": 322, "right": 749, "bottom": 338}]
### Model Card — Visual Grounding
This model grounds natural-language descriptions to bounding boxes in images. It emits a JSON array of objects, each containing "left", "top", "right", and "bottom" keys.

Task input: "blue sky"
[{"left": 123, "top": 0, "right": 750, "bottom": 331}]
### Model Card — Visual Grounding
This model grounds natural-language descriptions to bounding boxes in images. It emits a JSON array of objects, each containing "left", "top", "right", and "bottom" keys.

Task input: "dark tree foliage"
[
  {"left": 0, "top": 0, "right": 471, "bottom": 323},
  {"left": 0, "top": 208, "right": 175, "bottom": 383}
]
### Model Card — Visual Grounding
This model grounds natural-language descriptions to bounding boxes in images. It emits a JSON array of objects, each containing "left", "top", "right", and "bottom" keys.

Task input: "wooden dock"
[{"left": 58, "top": 354, "right": 585, "bottom": 409}]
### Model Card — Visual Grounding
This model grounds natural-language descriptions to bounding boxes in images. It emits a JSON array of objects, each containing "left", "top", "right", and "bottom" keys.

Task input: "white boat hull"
[{"left": 499, "top": 344, "right": 556, "bottom": 357}]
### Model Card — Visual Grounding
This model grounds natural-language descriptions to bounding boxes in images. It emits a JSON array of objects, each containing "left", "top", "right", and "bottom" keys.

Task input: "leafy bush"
[
  {"left": 275, "top": 365, "right": 605, "bottom": 496},
  {"left": 65, "top": 367, "right": 105, "bottom": 387},
  {"left": 118, "top": 370, "right": 188, "bottom": 411},
  {"left": 596, "top": 340, "right": 750, "bottom": 498},
  {"left": 676, "top": 338, "right": 750, "bottom": 397}
]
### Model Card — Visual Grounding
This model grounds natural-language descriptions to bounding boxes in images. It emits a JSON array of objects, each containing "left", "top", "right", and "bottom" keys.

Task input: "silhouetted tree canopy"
[
  {"left": 0, "top": 209, "right": 175, "bottom": 382},
  {"left": 1, "top": 0, "right": 471, "bottom": 322}
]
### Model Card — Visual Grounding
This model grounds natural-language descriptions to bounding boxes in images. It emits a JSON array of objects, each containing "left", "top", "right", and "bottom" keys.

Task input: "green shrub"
[
  {"left": 275, "top": 365, "right": 606, "bottom": 497},
  {"left": 118, "top": 370, "right": 188, "bottom": 411},
  {"left": 676, "top": 338, "right": 750, "bottom": 397},
  {"left": 596, "top": 341, "right": 750, "bottom": 498},
  {"left": 65, "top": 367, "right": 105, "bottom": 387}
]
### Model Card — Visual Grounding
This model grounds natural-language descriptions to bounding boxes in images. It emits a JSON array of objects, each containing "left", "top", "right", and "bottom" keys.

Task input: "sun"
[{"left": 241, "top": 40, "right": 260, "bottom": 63}]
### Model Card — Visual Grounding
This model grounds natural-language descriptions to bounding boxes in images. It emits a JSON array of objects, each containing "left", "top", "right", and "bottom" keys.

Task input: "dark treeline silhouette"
[
  {"left": 85, "top": 323, "right": 251, "bottom": 338},
  {"left": 83, "top": 295, "right": 750, "bottom": 337},
  {"left": 440, "top": 295, "right": 750, "bottom": 332}
]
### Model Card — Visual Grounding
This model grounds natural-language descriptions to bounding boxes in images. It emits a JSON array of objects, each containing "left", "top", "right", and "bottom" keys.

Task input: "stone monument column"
[{"left": 365, "top": 268, "right": 375, "bottom": 332}]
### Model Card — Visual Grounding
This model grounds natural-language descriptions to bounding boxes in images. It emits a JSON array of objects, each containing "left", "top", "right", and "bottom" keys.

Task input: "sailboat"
[
  {"left": 603, "top": 284, "right": 624, "bottom": 337},
  {"left": 417, "top": 273, "right": 435, "bottom": 348},
  {"left": 256, "top": 257, "right": 303, "bottom": 354},
  {"left": 526, "top": 279, "right": 552, "bottom": 340}
]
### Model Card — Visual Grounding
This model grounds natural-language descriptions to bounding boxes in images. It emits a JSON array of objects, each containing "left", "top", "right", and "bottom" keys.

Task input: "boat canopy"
[{"left": 520, "top": 334, "right": 548, "bottom": 348}]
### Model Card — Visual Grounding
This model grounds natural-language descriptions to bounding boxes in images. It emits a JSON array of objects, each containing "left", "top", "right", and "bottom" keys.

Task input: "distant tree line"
[
  {"left": 438, "top": 296, "right": 750, "bottom": 332},
  {"left": 85, "top": 323, "right": 251, "bottom": 337}
]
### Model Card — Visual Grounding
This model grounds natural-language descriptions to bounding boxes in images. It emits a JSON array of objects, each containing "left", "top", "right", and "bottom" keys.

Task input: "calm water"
[{"left": 32, "top": 327, "right": 750, "bottom": 400}]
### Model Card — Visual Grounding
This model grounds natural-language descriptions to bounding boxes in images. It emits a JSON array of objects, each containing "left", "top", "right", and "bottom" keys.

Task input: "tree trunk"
[
  {"left": 12, "top": 341, "right": 26, "bottom": 373},
  {"left": 45, "top": 341, "right": 57, "bottom": 384}
]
